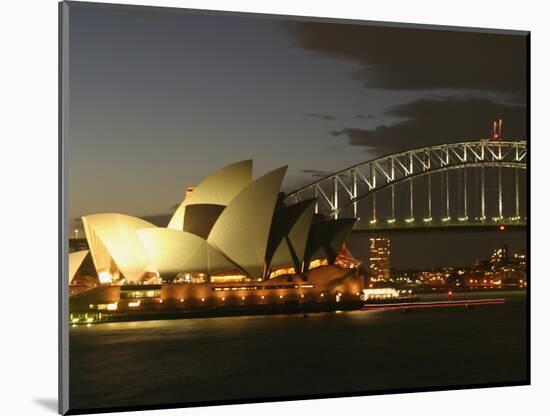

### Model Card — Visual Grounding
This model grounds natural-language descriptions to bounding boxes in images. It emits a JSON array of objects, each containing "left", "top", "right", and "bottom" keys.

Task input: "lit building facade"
[
  {"left": 369, "top": 236, "right": 390, "bottom": 281},
  {"left": 69, "top": 160, "right": 363, "bottom": 314},
  {"left": 513, "top": 250, "right": 526, "bottom": 270},
  {"left": 490, "top": 244, "right": 509, "bottom": 270}
]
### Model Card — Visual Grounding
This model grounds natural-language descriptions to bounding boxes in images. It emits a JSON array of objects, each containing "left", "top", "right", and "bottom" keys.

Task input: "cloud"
[
  {"left": 288, "top": 22, "right": 527, "bottom": 99},
  {"left": 303, "top": 112, "right": 339, "bottom": 121},
  {"left": 301, "top": 169, "right": 334, "bottom": 178},
  {"left": 331, "top": 96, "right": 526, "bottom": 153},
  {"left": 355, "top": 114, "right": 375, "bottom": 120}
]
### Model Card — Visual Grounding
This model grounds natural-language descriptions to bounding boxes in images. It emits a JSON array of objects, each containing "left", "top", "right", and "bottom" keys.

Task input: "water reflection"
[{"left": 69, "top": 291, "right": 527, "bottom": 411}]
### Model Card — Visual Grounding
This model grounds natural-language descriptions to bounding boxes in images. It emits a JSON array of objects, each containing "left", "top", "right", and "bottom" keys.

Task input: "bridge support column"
[
  {"left": 445, "top": 170, "right": 450, "bottom": 220},
  {"left": 498, "top": 166, "right": 503, "bottom": 219},
  {"left": 464, "top": 168, "right": 468, "bottom": 219},
  {"left": 314, "top": 185, "right": 319, "bottom": 214},
  {"left": 409, "top": 178, "right": 414, "bottom": 220},
  {"left": 370, "top": 164, "right": 376, "bottom": 224},
  {"left": 332, "top": 176, "right": 338, "bottom": 219},
  {"left": 426, "top": 173, "right": 432, "bottom": 220},
  {"left": 515, "top": 167, "right": 520, "bottom": 219},
  {"left": 351, "top": 169, "right": 357, "bottom": 219},
  {"left": 481, "top": 167, "right": 485, "bottom": 221},
  {"left": 391, "top": 184, "right": 395, "bottom": 220},
  {"left": 372, "top": 194, "right": 377, "bottom": 224},
  {"left": 457, "top": 168, "right": 462, "bottom": 219},
  {"left": 390, "top": 159, "right": 395, "bottom": 223}
]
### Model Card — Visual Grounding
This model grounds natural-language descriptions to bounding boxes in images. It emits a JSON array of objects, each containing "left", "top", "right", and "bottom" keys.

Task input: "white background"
[{"left": 1, "top": 0, "right": 548, "bottom": 415}]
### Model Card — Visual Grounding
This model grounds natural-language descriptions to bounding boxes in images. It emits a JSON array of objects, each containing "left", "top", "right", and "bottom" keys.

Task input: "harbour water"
[{"left": 69, "top": 290, "right": 527, "bottom": 411}]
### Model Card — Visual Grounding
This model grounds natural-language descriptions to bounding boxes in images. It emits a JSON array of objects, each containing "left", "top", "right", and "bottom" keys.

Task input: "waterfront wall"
[{"left": 69, "top": 265, "right": 364, "bottom": 313}]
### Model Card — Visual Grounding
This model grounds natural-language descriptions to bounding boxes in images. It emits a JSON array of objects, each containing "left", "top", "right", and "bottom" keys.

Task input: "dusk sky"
[{"left": 67, "top": 3, "right": 527, "bottom": 267}]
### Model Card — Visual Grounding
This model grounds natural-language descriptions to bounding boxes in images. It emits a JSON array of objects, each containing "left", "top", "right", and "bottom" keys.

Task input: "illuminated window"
[
  {"left": 96, "top": 302, "right": 118, "bottom": 311},
  {"left": 268, "top": 267, "right": 296, "bottom": 279},
  {"left": 173, "top": 273, "right": 208, "bottom": 284},
  {"left": 210, "top": 275, "right": 248, "bottom": 283},
  {"left": 120, "top": 289, "right": 161, "bottom": 299}
]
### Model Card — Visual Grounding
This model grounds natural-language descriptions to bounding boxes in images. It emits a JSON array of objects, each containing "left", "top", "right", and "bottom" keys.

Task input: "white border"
[{"left": 2, "top": 1, "right": 548, "bottom": 415}]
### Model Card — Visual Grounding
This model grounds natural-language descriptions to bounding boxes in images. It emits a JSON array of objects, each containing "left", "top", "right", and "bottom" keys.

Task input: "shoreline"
[
  {"left": 71, "top": 301, "right": 365, "bottom": 325},
  {"left": 70, "top": 288, "right": 526, "bottom": 325}
]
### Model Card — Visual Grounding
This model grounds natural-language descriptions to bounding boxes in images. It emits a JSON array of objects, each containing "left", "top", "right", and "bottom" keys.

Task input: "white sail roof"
[
  {"left": 137, "top": 228, "right": 236, "bottom": 278},
  {"left": 168, "top": 160, "right": 252, "bottom": 230},
  {"left": 208, "top": 166, "right": 287, "bottom": 279},
  {"left": 68, "top": 250, "right": 89, "bottom": 284},
  {"left": 82, "top": 213, "right": 157, "bottom": 283}
]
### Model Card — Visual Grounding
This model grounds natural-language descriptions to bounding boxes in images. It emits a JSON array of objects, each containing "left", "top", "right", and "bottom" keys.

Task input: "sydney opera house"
[{"left": 68, "top": 160, "right": 364, "bottom": 317}]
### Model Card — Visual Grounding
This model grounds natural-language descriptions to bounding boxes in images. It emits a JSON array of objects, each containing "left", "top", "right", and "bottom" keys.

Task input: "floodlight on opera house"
[{"left": 79, "top": 160, "right": 357, "bottom": 284}]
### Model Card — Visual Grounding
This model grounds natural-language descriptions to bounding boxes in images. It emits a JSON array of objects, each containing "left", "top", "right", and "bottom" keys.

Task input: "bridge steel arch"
[{"left": 285, "top": 141, "right": 527, "bottom": 227}]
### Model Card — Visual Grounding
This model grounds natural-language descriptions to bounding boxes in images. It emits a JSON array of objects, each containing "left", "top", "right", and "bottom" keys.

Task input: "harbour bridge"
[{"left": 285, "top": 140, "right": 527, "bottom": 233}]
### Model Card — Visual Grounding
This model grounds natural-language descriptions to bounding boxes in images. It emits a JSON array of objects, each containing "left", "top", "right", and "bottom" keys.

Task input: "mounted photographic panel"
[{"left": 59, "top": 1, "right": 529, "bottom": 414}]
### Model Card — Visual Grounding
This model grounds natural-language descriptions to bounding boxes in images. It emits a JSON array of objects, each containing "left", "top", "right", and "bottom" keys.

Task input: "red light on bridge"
[{"left": 499, "top": 225, "right": 505, "bottom": 231}]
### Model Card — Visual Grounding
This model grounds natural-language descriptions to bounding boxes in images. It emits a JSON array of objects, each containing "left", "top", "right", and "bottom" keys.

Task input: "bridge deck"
[{"left": 352, "top": 222, "right": 526, "bottom": 234}]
